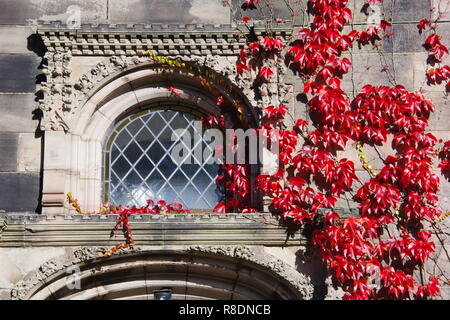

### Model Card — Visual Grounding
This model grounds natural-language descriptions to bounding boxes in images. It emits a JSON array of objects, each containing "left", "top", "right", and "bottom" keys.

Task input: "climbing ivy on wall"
[{"left": 212, "top": 0, "right": 450, "bottom": 300}]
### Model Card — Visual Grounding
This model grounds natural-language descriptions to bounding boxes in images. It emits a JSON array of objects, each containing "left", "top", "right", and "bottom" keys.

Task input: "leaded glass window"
[{"left": 103, "top": 109, "right": 223, "bottom": 210}]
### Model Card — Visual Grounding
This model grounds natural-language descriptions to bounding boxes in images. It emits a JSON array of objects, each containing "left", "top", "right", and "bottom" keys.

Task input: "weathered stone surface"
[
  {"left": 391, "top": 0, "right": 430, "bottom": 22},
  {"left": 341, "top": 53, "right": 414, "bottom": 92},
  {"left": 0, "top": 0, "right": 107, "bottom": 25},
  {"left": 17, "top": 133, "right": 41, "bottom": 173},
  {"left": 0, "top": 94, "right": 39, "bottom": 133},
  {"left": 0, "top": 290, "right": 12, "bottom": 300},
  {"left": 426, "top": 93, "right": 450, "bottom": 131},
  {"left": 0, "top": 213, "right": 305, "bottom": 247},
  {"left": 0, "top": 27, "right": 36, "bottom": 54},
  {"left": 437, "top": 171, "right": 450, "bottom": 212},
  {"left": 0, "top": 173, "right": 40, "bottom": 212},
  {"left": 392, "top": 24, "right": 427, "bottom": 53},
  {"left": 0, "top": 56, "right": 41, "bottom": 93},
  {"left": 230, "top": 0, "right": 297, "bottom": 22},
  {"left": 109, "top": 0, "right": 230, "bottom": 24},
  {"left": 0, "top": 252, "right": 23, "bottom": 289},
  {"left": 348, "top": 0, "right": 431, "bottom": 23},
  {"left": 0, "top": 134, "right": 19, "bottom": 172}
]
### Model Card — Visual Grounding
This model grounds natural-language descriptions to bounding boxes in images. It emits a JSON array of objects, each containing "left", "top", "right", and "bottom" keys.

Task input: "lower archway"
[{"left": 27, "top": 248, "right": 311, "bottom": 300}]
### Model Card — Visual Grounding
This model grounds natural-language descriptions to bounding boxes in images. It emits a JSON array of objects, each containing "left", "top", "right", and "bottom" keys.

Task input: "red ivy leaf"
[
  {"left": 259, "top": 66, "right": 274, "bottom": 80},
  {"left": 213, "top": 202, "right": 227, "bottom": 214},
  {"left": 417, "top": 19, "right": 431, "bottom": 33}
]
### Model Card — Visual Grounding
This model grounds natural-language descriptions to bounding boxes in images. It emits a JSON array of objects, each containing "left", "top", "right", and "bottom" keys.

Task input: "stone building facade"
[{"left": 0, "top": 0, "right": 449, "bottom": 300}]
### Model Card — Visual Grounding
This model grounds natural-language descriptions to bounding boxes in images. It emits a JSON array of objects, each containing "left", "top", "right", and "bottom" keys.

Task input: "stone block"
[
  {"left": 431, "top": 0, "right": 450, "bottom": 20},
  {"left": 440, "top": 286, "right": 450, "bottom": 300},
  {"left": 230, "top": 0, "right": 299, "bottom": 23},
  {"left": 0, "top": 247, "right": 67, "bottom": 276},
  {"left": 108, "top": 0, "right": 231, "bottom": 25},
  {"left": 0, "top": 94, "right": 39, "bottom": 133},
  {"left": 388, "top": 0, "right": 430, "bottom": 22},
  {"left": 0, "top": 26, "right": 36, "bottom": 55},
  {"left": 0, "top": 55, "right": 41, "bottom": 93},
  {"left": 426, "top": 93, "right": 450, "bottom": 131},
  {"left": 437, "top": 171, "right": 450, "bottom": 212},
  {"left": 17, "top": 133, "right": 42, "bottom": 173},
  {"left": 0, "top": 133, "right": 18, "bottom": 172},
  {"left": 0, "top": 172, "right": 40, "bottom": 213},
  {"left": 348, "top": 0, "right": 430, "bottom": 24},
  {"left": 412, "top": 52, "right": 450, "bottom": 92},
  {"left": 392, "top": 24, "right": 427, "bottom": 53},
  {"left": 0, "top": 252, "right": 23, "bottom": 289},
  {"left": 341, "top": 53, "right": 414, "bottom": 92},
  {"left": 0, "top": 290, "right": 11, "bottom": 300}
]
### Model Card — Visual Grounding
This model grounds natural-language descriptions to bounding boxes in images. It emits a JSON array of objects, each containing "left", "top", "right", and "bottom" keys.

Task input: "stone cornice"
[
  {"left": 0, "top": 213, "right": 305, "bottom": 247},
  {"left": 37, "top": 21, "right": 291, "bottom": 56}
]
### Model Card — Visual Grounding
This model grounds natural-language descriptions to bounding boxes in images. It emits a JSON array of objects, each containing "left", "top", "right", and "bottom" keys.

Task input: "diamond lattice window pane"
[
  {"left": 106, "top": 109, "right": 223, "bottom": 209},
  {"left": 134, "top": 127, "right": 153, "bottom": 151}
]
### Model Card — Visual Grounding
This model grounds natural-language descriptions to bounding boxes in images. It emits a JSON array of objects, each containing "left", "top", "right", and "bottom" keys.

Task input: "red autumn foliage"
[{"left": 226, "top": 0, "right": 448, "bottom": 300}]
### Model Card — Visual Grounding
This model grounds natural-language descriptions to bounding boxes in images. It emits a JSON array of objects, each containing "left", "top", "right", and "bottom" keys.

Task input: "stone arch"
[
  {"left": 41, "top": 57, "right": 260, "bottom": 214},
  {"left": 71, "top": 56, "right": 259, "bottom": 135},
  {"left": 12, "top": 247, "right": 313, "bottom": 300}
]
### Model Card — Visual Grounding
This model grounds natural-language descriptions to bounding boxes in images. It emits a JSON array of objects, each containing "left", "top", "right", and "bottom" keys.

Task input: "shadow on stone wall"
[{"left": 28, "top": 33, "right": 47, "bottom": 214}]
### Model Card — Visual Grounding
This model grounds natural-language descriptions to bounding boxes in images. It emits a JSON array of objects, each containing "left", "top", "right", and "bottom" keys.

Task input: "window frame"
[{"left": 102, "top": 103, "right": 228, "bottom": 210}]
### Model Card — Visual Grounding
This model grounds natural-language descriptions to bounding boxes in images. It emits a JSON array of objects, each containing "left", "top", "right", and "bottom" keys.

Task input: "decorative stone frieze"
[
  {"left": 39, "top": 51, "right": 73, "bottom": 131},
  {"left": 37, "top": 21, "right": 289, "bottom": 56},
  {"left": 11, "top": 273, "right": 43, "bottom": 301},
  {"left": 36, "top": 22, "right": 292, "bottom": 133}
]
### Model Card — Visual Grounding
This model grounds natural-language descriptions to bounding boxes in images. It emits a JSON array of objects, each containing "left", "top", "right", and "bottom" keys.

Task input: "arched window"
[{"left": 103, "top": 107, "right": 224, "bottom": 210}]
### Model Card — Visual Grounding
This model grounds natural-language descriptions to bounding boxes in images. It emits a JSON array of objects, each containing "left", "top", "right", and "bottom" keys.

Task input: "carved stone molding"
[
  {"left": 39, "top": 51, "right": 73, "bottom": 131},
  {"left": 38, "top": 54, "right": 245, "bottom": 132},
  {"left": 11, "top": 245, "right": 313, "bottom": 300},
  {"left": 187, "top": 245, "right": 314, "bottom": 299},
  {"left": 0, "top": 213, "right": 306, "bottom": 247},
  {"left": 37, "top": 22, "right": 290, "bottom": 56},
  {"left": 0, "top": 218, "right": 6, "bottom": 237},
  {"left": 36, "top": 22, "right": 292, "bottom": 132}
]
